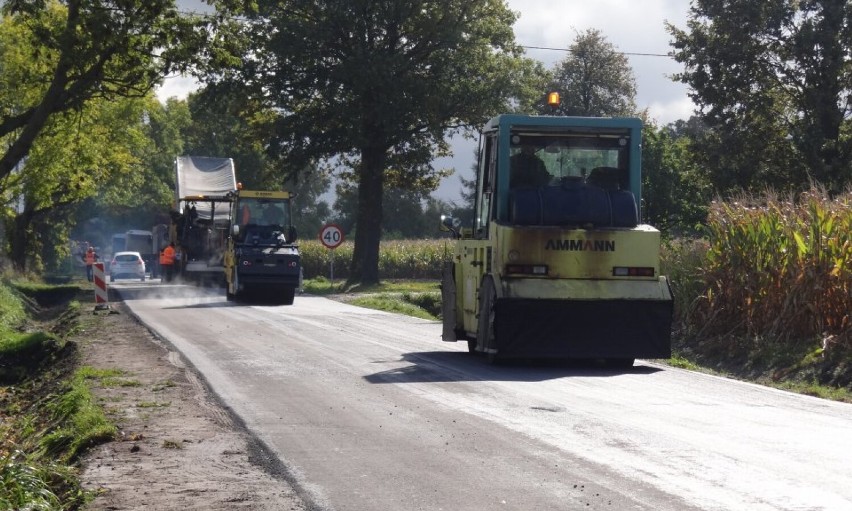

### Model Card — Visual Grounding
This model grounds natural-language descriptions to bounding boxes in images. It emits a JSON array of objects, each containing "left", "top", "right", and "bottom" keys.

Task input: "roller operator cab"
[
  {"left": 224, "top": 190, "right": 301, "bottom": 304},
  {"left": 440, "top": 113, "right": 673, "bottom": 365}
]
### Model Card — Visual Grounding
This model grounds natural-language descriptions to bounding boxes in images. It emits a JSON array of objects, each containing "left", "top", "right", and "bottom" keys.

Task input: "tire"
[
  {"left": 467, "top": 339, "right": 477, "bottom": 353},
  {"left": 280, "top": 287, "right": 296, "bottom": 305},
  {"left": 141, "top": 275, "right": 146, "bottom": 282},
  {"left": 110, "top": 275, "right": 115, "bottom": 282},
  {"left": 440, "top": 263, "right": 462, "bottom": 344},
  {"left": 606, "top": 358, "right": 635, "bottom": 369},
  {"left": 476, "top": 276, "right": 498, "bottom": 364}
]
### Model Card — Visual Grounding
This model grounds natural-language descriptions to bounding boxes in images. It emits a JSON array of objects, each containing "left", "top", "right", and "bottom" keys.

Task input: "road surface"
[{"left": 115, "top": 282, "right": 852, "bottom": 511}]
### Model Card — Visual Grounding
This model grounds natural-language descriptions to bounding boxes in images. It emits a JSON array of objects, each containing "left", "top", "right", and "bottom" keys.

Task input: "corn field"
[
  {"left": 691, "top": 188, "right": 851, "bottom": 354},
  {"left": 300, "top": 239, "right": 455, "bottom": 280}
]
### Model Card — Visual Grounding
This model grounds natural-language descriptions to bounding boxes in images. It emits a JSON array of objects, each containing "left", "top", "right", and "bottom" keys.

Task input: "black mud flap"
[
  {"left": 493, "top": 298, "right": 672, "bottom": 360},
  {"left": 440, "top": 262, "right": 458, "bottom": 342}
]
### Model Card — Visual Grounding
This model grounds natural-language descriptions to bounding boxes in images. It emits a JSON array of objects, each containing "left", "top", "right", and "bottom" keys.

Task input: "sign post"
[{"left": 319, "top": 224, "right": 344, "bottom": 289}]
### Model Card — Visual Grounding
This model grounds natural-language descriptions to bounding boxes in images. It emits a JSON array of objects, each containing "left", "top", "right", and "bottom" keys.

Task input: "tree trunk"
[
  {"left": 9, "top": 210, "right": 34, "bottom": 272},
  {"left": 348, "top": 146, "right": 386, "bottom": 286}
]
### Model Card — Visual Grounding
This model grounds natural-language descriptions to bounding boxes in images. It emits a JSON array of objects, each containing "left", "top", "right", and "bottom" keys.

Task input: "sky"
[{"left": 160, "top": 0, "right": 696, "bottom": 203}]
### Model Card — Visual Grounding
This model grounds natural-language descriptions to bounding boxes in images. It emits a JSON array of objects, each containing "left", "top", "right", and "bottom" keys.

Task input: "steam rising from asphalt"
[{"left": 105, "top": 279, "right": 228, "bottom": 308}]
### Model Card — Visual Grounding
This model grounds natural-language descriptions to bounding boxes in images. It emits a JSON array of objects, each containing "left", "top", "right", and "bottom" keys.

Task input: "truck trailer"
[{"left": 440, "top": 107, "right": 673, "bottom": 365}]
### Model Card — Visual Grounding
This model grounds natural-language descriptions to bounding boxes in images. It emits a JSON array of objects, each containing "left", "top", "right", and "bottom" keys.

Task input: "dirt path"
[{"left": 78, "top": 301, "right": 309, "bottom": 511}]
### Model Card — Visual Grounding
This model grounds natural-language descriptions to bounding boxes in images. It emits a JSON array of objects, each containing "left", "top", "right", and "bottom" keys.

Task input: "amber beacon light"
[{"left": 547, "top": 91, "right": 560, "bottom": 107}]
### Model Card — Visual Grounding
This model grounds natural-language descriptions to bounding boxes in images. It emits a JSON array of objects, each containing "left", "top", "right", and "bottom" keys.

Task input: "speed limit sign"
[{"left": 319, "top": 223, "right": 344, "bottom": 249}]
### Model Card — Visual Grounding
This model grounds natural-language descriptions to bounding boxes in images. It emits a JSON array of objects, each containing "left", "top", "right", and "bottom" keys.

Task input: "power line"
[
  {"left": 521, "top": 45, "right": 671, "bottom": 58},
  {"left": 174, "top": 10, "right": 674, "bottom": 59}
]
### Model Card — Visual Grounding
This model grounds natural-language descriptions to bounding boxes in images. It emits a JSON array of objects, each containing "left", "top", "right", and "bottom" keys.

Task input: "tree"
[
  {"left": 185, "top": 84, "right": 333, "bottom": 238},
  {"left": 332, "top": 184, "right": 448, "bottom": 239},
  {"left": 86, "top": 96, "right": 192, "bottom": 229},
  {"left": 542, "top": 29, "right": 637, "bottom": 116},
  {"left": 3, "top": 96, "right": 151, "bottom": 271},
  {"left": 641, "top": 118, "right": 712, "bottom": 235},
  {"left": 0, "top": 0, "right": 206, "bottom": 184},
  {"left": 288, "top": 174, "right": 332, "bottom": 242},
  {"left": 210, "top": 0, "right": 541, "bottom": 285},
  {"left": 668, "top": 0, "right": 852, "bottom": 193}
]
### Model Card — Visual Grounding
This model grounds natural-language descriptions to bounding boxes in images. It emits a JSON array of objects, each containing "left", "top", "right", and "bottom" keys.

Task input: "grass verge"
[
  {"left": 1, "top": 278, "right": 118, "bottom": 508},
  {"left": 303, "top": 277, "right": 442, "bottom": 320}
]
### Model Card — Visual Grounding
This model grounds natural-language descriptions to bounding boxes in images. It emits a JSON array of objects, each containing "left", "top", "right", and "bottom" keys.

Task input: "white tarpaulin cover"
[
  {"left": 174, "top": 156, "right": 237, "bottom": 221},
  {"left": 175, "top": 156, "right": 237, "bottom": 199}
]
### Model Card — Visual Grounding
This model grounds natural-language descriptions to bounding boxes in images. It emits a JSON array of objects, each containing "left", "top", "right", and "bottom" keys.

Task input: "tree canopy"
[
  {"left": 668, "top": 0, "right": 852, "bottom": 193},
  {"left": 0, "top": 0, "right": 208, "bottom": 270},
  {"left": 210, "top": 0, "right": 544, "bottom": 284},
  {"left": 184, "top": 84, "right": 333, "bottom": 239},
  {"left": 542, "top": 28, "right": 637, "bottom": 117},
  {"left": 3, "top": 95, "right": 153, "bottom": 271},
  {"left": 0, "top": 0, "right": 206, "bottom": 183}
]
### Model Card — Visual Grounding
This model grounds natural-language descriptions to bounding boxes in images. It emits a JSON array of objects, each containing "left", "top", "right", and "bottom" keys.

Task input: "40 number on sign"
[{"left": 319, "top": 224, "right": 344, "bottom": 249}]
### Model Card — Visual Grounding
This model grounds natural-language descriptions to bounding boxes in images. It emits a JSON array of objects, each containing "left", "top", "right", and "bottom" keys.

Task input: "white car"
[{"left": 110, "top": 251, "right": 146, "bottom": 282}]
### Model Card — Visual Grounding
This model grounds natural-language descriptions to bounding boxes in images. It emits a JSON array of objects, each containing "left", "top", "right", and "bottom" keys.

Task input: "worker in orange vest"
[
  {"left": 83, "top": 245, "right": 98, "bottom": 282},
  {"left": 241, "top": 204, "right": 252, "bottom": 226},
  {"left": 160, "top": 242, "right": 176, "bottom": 282}
]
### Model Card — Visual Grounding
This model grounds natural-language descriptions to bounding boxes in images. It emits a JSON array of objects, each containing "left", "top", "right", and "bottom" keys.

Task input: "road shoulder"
[{"left": 78, "top": 301, "right": 307, "bottom": 510}]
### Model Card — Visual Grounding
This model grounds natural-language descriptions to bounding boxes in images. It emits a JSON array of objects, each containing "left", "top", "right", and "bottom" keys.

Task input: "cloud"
[
  {"left": 647, "top": 96, "right": 697, "bottom": 125},
  {"left": 507, "top": 0, "right": 694, "bottom": 120},
  {"left": 156, "top": 75, "right": 199, "bottom": 102}
]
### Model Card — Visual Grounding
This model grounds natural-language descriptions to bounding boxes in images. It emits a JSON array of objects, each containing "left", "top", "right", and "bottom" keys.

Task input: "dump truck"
[
  {"left": 440, "top": 108, "right": 673, "bottom": 365},
  {"left": 223, "top": 187, "right": 301, "bottom": 304},
  {"left": 170, "top": 156, "right": 237, "bottom": 283}
]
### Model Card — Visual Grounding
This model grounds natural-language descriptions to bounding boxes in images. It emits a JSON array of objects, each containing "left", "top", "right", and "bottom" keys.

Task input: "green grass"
[
  {"left": 0, "top": 282, "right": 26, "bottom": 331},
  {"left": 0, "top": 280, "right": 114, "bottom": 508},
  {"left": 349, "top": 294, "right": 439, "bottom": 320},
  {"left": 0, "top": 452, "right": 63, "bottom": 511},
  {"left": 7, "top": 280, "right": 80, "bottom": 308},
  {"left": 667, "top": 355, "right": 700, "bottom": 371},
  {"left": 0, "top": 364, "right": 114, "bottom": 509},
  {"left": 40, "top": 370, "right": 118, "bottom": 463},
  {"left": 770, "top": 381, "right": 850, "bottom": 401},
  {"left": 77, "top": 366, "right": 141, "bottom": 388},
  {"left": 303, "top": 276, "right": 439, "bottom": 295},
  {"left": 0, "top": 331, "right": 55, "bottom": 357},
  {"left": 303, "top": 277, "right": 442, "bottom": 319},
  {"left": 137, "top": 401, "right": 171, "bottom": 408}
]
